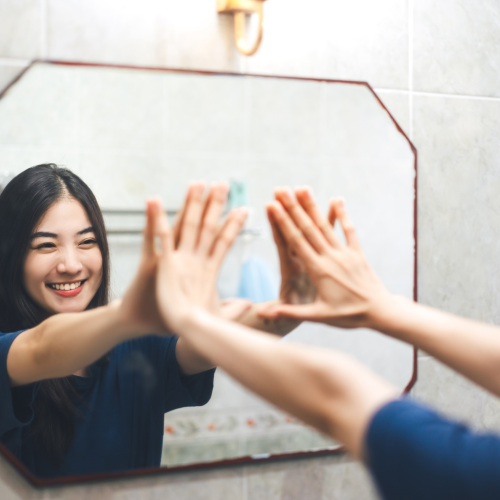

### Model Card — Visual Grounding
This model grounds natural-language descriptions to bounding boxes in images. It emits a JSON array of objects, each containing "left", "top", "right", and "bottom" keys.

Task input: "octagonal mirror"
[{"left": 0, "top": 61, "right": 416, "bottom": 485}]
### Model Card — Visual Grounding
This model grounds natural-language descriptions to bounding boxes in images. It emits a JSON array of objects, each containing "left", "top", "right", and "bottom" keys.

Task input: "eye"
[
  {"left": 34, "top": 242, "right": 56, "bottom": 250},
  {"left": 80, "top": 238, "right": 97, "bottom": 247}
]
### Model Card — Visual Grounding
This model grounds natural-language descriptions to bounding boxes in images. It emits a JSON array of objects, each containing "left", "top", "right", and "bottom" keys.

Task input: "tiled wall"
[{"left": 1, "top": 0, "right": 500, "bottom": 499}]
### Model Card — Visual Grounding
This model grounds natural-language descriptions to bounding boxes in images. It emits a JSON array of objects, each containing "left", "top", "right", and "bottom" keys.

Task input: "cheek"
[
  {"left": 23, "top": 253, "right": 49, "bottom": 292},
  {"left": 86, "top": 249, "right": 104, "bottom": 282}
]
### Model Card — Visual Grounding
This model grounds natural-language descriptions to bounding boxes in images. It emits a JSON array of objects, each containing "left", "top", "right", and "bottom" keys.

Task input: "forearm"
[
  {"left": 8, "top": 302, "right": 143, "bottom": 386},
  {"left": 372, "top": 295, "right": 500, "bottom": 396},
  {"left": 238, "top": 299, "right": 301, "bottom": 336},
  {"left": 175, "top": 336, "right": 216, "bottom": 375},
  {"left": 180, "top": 309, "right": 396, "bottom": 457}
]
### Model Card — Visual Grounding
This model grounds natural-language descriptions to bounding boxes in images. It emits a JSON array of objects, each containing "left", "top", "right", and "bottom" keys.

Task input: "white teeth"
[{"left": 49, "top": 281, "right": 82, "bottom": 291}]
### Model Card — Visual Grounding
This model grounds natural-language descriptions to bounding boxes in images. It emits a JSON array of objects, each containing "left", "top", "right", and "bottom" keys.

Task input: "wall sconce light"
[{"left": 217, "top": 0, "right": 269, "bottom": 56}]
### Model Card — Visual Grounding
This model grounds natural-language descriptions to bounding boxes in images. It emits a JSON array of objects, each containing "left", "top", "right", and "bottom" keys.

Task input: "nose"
[{"left": 56, "top": 248, "right": 83, "bottom": 276}]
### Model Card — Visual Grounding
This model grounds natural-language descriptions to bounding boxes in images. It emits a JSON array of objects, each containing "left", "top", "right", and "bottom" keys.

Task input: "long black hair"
[{"left": 0, "top": 164, "right": 110, "bottom": 466}]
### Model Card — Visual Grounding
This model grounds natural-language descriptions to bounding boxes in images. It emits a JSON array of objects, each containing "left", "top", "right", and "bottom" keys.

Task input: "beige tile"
[
  {"left": 0, "top": 1, "right": 41, "bottom": 59},
  {"left": 413, "top": 95, "right": 500, "bottom": 322},
  {"left": 414, "top": 0, "right": 500, "bottom": 97},
  {"left": 413, "top": 357, "right": 500, "bottom": 434},
  {"left": 245, "top": 0, "right": 408, "bottom": 90}
]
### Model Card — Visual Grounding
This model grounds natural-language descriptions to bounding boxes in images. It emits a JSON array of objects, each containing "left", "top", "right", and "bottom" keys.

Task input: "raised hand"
[
  {"left": 259, "top": 188, "right": 390, "bottom": 329},
  {"left": 117, "top": 198, "right": 167, "bottom": 334},
  {"left": 153, "top": 183, "right": 248, "bottom": 333},
  {"left": 267, "top": 199, "right": 317, "bottom": 307}
]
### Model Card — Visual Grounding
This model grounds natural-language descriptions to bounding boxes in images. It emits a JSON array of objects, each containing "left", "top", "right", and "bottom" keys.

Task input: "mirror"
[{"left": 0, "top": 62, "right": 416, "bottom": 482}]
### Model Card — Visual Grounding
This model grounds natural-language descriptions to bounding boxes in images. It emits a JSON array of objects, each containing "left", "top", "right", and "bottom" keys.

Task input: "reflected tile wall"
[{"left": 0, "top": 64, "right": 28, "bottom": 95}]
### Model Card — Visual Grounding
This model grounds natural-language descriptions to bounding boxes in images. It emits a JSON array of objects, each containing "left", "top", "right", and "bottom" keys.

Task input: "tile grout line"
[
  {"left": 374, "top": 87, "right": 500, "bottom": 102},
  {"left": 0, "top": 58, "right": 31, "bottom": 66},
  {"left": 40, "top": 0, "right": 47, "bottom": 59}
]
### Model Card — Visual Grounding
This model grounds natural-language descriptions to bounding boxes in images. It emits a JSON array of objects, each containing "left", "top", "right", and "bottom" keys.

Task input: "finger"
[
  {"left": 274, "top": 188, "right": 329, "bottom": 254},
  {"left": 172, "top": 191, "right": 189, "bottom": 249},
  {"left": 328, "top": 198, "right": 340, "bottom": 228},
  {"left": 220, "top": 298, "right": 253, "bottom": 321},
  {"left": 153, "top": 199, "right": 174, "bottom": 255},
  {"left": 295, "top": 187, "right": 342, "bottom": 249},
  {"left": 142, "top": 199, "right": 157, "bottom": 257},
  {"left": 210, "top": 207, "right": 248, "bottom": 267},
  {"left": 336, "top": 200, "right": 361, "bottom": 250},
  {"left": 197, "top": 183, "right": 229, "bottom": 255},
  {"left": 258, "top": 302, "right": 323, "bottom": 321},
  {"left": 178, "top": 182, "right": 206, "bottom": 251},
  {"left": 266, "top": 201, "right": 320, "bottom": 266},
  {"left": 266, "top": 205, "right": 293, "bottom": 269}
]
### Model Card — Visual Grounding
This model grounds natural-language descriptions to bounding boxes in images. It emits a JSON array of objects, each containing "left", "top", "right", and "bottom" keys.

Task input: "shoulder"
[{"left": 0, "top": 330, "right": 28, "bottom": 351}]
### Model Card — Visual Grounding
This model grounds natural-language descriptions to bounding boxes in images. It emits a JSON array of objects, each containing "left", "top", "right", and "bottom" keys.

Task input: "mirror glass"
[{"left": 0, "top": 62, "right": 415, "bottom": 478}]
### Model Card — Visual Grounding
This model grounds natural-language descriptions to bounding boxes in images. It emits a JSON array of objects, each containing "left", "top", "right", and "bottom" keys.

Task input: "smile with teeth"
[{"left": 48, "top": 281, "right": 84, "bottom": 291}]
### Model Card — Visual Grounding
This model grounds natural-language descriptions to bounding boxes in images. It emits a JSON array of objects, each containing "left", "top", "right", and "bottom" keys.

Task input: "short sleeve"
[
  {"left": 125, "top": 335, "right": 215, "bottom": 414},
  {"left": 0, "top": 331, "right": 40, "bottom": 439},
  {"left": 162, "top": 335, "right": 215, "bottom": 413},
  {"left": 365, "top": 398, "right": 500, "bottom": 500}
]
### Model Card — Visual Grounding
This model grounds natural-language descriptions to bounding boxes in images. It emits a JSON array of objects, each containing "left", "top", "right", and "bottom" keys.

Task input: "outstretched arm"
[
  {"left": 7, "top": 200, "right": 169, "bottom": 387},
  {"left": 153, "top": 202, "right": 397, "bottom": 459},
  {"left": 260, "top": 188, "right": 500, "bottom": 399}
]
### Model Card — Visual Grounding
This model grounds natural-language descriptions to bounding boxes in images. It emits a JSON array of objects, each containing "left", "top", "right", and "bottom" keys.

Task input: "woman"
[
  {"left": 0, "top": 164, "right": 249, "bottom": 478},
  {"left": 152, "top": 187, "right": 500, "bottom": 500}
]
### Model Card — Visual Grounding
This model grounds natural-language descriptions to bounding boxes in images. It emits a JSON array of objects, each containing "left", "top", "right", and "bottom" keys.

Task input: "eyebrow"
[{"left": 30, "top": 226, "right": 95, "bottom": 240}]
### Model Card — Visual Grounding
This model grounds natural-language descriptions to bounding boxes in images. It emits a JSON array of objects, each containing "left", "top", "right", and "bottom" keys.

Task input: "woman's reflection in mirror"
[{"left": 0, "top": 164, "right": 233, "bottom": 477}]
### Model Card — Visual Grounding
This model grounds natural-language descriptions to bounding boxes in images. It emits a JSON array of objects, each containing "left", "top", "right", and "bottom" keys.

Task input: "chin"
[{"left": 48, "top": 296, "right": 93, "bottom": 314}]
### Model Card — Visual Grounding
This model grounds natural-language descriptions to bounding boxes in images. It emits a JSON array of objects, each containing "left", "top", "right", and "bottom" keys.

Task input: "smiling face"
[{"left": 23, "top": 197, "right": 103, "bottom": 315}]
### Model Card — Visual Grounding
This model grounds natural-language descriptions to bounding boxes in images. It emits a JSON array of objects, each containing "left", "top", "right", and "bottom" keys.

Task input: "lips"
[{"left": 46, "top": 280, "right": 86, "bottom": 298}]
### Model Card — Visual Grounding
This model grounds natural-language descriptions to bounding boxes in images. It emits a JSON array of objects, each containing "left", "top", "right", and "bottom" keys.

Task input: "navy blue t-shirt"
[
  {"left": 366, "top": 398, "right": 500, "bottom": 500},
  {"left": 0, "top": 330, "right": 215, "bottom": 478}
]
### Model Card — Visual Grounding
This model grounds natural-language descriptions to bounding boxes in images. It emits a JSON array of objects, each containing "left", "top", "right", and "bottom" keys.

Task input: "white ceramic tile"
[
  {"left": 46, "top": 0, "right": 240, "bottom": 72},
  {"left": 0, "top": 0, "right": 41, "bottom": 59},
  {"left": 414, "top": 357, "right": 500, "bottom": 434},
  {"left": 0, "top": 64, "right": 29, "bottom": 95},
  {"left": 414, "top": 0, "right": 500, "bottom": 97},
  {"left": 37, "top": 468, "right": 245, "bottom": 500},
  {"left": 413, "top": 95, "right": 500, "bottom": 322},
  {"left": 374, "top": 91, "right": 410, "bottom": 137},
  {"left": 161, "top": 2, "right": 240, "bottom": 72},
  {"left": 245, "top": 0, "right": 408, "bottom": 90},
  {"left": 244, "top": 455, "right": 380, "bottom": 500}
]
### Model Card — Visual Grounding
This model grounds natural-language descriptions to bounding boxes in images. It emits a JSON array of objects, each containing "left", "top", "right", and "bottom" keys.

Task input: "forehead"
[{"left": 35, "top": 198, "right": 91, "bottom": 233}]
